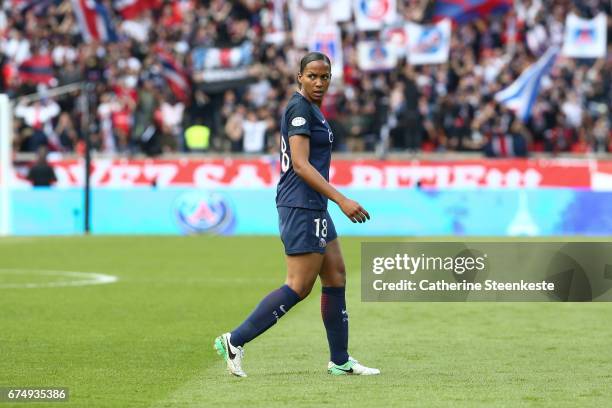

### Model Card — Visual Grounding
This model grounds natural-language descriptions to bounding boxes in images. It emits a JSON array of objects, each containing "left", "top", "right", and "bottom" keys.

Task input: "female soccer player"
[{"left": 215, "top": 52, "right": 380, "bottom": 377}]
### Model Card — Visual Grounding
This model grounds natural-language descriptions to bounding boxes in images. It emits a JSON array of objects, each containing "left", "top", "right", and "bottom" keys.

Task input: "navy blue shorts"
[{"left": 277, "top": 206, "right": 337, "bottom": 255}]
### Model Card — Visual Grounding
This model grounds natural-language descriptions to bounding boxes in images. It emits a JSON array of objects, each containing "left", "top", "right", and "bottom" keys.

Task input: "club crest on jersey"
[
  {"left": 291, "top": 117, "right": 306, "bottom": 127},
  {"left": 328, "top": 128, "right": 334, "bottom": 143}
]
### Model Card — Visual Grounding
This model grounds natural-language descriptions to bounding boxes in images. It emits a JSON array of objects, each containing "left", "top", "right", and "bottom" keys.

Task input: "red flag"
[
  {"left": 18, "top": 55, "right": 55, "bottom": 85},
  {"left": 114, "top": 0, "right": 162, "bottom": 20},
  {"left": 156, "top": 49, "right": 190, "bottom": 102},
  {"left": 433, "top": 0, "right": 512, "bottom": 24}
]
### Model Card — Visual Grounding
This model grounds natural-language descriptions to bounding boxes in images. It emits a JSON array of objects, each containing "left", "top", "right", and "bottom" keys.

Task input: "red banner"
[{"left": 13, "top": 158, "right": 612, "bottom": 190}]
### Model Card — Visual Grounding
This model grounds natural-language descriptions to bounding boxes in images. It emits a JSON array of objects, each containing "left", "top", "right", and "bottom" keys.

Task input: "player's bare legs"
[
  {"left": 319, "top": 239, "right": 346, "bottom": 288},
  {"left": 319, "top": 239, "right": 380, "bottom": 375},
  {"left": 285, "top": 252, "right": 324, "bottom": 298}
]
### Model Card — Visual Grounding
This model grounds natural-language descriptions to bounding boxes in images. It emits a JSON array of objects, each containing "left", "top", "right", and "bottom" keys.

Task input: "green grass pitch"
[{"left": 1, "top": 236, "right": 611, "bottom": 407}]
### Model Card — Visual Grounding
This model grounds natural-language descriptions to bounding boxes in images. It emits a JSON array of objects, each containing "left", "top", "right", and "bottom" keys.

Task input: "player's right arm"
[{"left": 289, "top": 135, "right": 369, "bottom": 223}]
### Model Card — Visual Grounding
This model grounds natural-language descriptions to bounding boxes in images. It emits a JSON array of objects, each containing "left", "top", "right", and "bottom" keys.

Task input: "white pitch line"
[{"left": 0, "top": 269, "right": 118, "bottom": 289}]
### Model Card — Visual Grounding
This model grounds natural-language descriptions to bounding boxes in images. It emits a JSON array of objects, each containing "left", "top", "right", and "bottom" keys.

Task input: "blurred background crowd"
[{"left": 0, "top": 0, "right": 610, "bottom": 157}]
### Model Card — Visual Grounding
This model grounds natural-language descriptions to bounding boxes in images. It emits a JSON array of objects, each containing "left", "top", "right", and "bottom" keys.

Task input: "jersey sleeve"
[{"left": 285, "top": 100, "right": 312, "bottom": 137}]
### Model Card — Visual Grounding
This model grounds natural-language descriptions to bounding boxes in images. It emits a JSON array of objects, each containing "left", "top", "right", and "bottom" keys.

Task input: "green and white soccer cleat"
[
  {"left": 327, "top": 357, "right": 380, "bottom": 376},
  {"left": 214, "top": 333, "right": 247, "bottom": 377}
]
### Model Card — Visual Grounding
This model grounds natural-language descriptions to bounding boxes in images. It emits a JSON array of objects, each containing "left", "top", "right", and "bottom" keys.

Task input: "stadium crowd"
[{"left": 0, "top": 0, "right": 610, "bottom": 157}]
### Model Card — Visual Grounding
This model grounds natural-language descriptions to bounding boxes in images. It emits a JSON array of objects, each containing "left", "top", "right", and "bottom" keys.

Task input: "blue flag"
[{"left": 495, "top": 47, "right": 559, "bottom": 122}]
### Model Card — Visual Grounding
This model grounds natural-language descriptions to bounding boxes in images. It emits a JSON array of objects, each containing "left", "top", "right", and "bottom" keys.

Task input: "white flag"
[
  {"left": 562, "top": 13, "right": 607, "bottom": 59},
  {"left": 264, "top": 0, "right": 287, "bottom": 45},
  {"left": 382, "top": 22, "right": 409, "bottom": 58},
  {"left": 309, "top": 25, "right": 344, "bottom": 80},
  {"left": 406, "top": 19, "right": 451, "bottom": 65},
  {"left": 331, "top": 0, "right": 352, "bottom": 22},
  {"left": 353, "top": 0, "right": 396, "bottom": 31},
  {"left": 357, "top": 41, "right": 397, "bottom": 71},
  {"left": 290, "top": 0, "right": 334, "bottom": 48}
]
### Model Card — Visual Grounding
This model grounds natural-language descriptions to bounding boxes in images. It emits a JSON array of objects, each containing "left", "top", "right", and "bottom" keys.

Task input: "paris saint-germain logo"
[
  {"left": 573, "top": 28, "right": 596, "bottom": 44},
  {"left": 416, "top": 26, "right": 445, "bottom": 53},
  {"left": 360, "top": 0, "right": 389, "bottom": 20},
  {"left": 328, "top": 127, "right": 334, "bottom": 143},
  {"left": 174, "top": 191, "right": 235, "bottom": 235}
]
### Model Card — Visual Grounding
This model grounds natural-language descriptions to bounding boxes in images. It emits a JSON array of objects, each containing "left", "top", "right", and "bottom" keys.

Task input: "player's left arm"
[{"left": 289, "top": 135, "right": 369, "bottom": 223}]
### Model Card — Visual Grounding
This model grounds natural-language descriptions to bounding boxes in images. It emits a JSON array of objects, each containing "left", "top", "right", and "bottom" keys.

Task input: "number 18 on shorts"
[{"left": 277, "top": 207, "right": 337, "bottom": 255}]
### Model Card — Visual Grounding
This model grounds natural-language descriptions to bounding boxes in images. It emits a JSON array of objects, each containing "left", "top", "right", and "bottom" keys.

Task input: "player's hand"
[{"left": 339, "top": 198, "right": 370, "bottom": 223}]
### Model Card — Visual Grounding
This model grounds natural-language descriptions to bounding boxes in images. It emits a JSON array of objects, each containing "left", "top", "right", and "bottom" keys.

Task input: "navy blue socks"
[
  {"left": 229, "top": 284, "right": 349, "bottom": 366},
  {"left": 321, "top": 286, "right": 349, "bottom": 365},
  {"left": 230, "top": 284, "right": 301, "bottom": 347}
]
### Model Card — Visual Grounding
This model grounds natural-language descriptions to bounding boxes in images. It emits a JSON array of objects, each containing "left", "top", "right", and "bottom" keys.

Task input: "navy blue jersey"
[{"left": 276, "top": 92, "right": 333, "bottom": 210}]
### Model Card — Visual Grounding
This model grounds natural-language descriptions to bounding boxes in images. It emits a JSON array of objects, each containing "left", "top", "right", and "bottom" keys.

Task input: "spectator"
[
  {"left": 338, "top": 101, "right": 363, "bottom": 152},
  {"left": 159, "top": 93, "right": 184, "bottom": 152},
  {"left": 224, "top": 105, "right": 245, "bottom": 153},
  {"left": 132, "top": 78, "right": 159, "bottom": 153},
  {"left": 242, "top": 109, "right": 268, "bottom": 153},
  {"left": 592, "top": 115, "right": 610, "bottom": 153},
  {"left": 27, "top": 146, "right": 57, "bottom": 187},
  {"left": 54, "top": 112, "right": 79, "bottom": 152},
  {"left": 184, "top": 120, "right": 211, "bottom": 152},
  {"left": 14, "top": 97, "right": 60, "bottom": 152},
  {"left": 544, "top": 112, "right": 575, "bottom": 153}
]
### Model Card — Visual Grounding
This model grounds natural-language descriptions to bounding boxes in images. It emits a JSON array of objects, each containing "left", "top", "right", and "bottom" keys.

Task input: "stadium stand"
[{"left": 0, "top": 0, "right": 609, "bottom": 156}]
